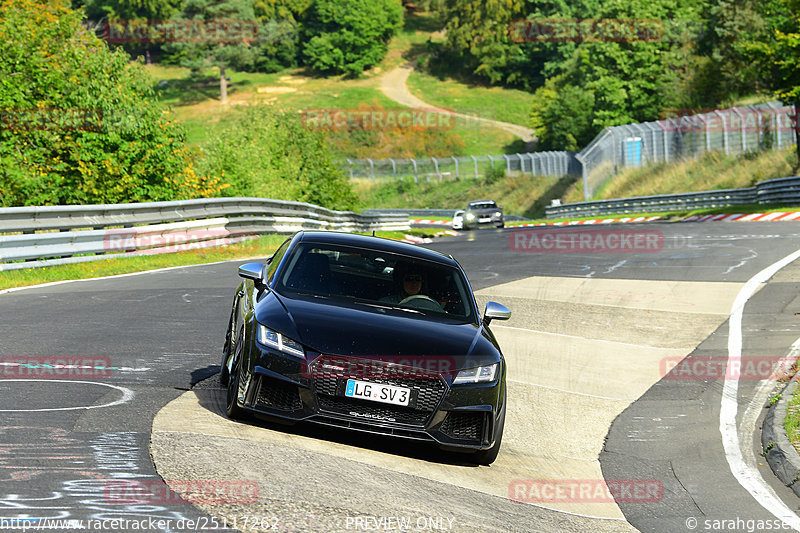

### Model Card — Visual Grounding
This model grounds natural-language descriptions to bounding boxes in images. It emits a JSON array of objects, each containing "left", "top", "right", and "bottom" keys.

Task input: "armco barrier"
[
  {"left": 0, "top": 198, "right": 409, "bottom": 271},
  {"left": 545, "top": 175, "right": 800, "bottom": 219}
]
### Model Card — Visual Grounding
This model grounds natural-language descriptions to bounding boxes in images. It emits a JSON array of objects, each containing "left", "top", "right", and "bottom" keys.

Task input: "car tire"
[
  {"left": 472, "top": 398, "right": 505, "bottom": 465},
  {"left": 219, "top": 352, "right": 230, "bottom": 387},
  {"left": 225, "top": 330, "right": 247, "bottom": 420},
  {"left": 496, "top": 222, "right": 505, "bottom": 229},
  {"left": 219, "top": 304, "right": 237, "bottom": 387}
]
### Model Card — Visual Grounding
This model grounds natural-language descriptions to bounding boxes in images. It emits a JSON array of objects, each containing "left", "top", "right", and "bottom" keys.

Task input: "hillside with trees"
[{"left": 427, "top": 0, "right": 799, "bottom": 151}]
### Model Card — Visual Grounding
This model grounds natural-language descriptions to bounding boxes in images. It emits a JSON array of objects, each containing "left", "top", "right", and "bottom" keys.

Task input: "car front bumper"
[{"left": 238, "top": 347, "right": 503, "bottom": 451}]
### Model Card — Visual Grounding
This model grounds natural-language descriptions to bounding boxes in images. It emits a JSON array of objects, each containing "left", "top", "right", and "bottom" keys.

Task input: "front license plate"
[
  {"left": 345, "top": 380, "right": 411, "bottom": 407},
  {"left": 479, "top": 217, "right": 492, "bottom": 223}
]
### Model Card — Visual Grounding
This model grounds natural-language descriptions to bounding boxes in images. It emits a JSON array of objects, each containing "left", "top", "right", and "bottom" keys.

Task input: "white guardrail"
[{"left": 0, "top": 198, "right": 410, "bottom": 271}]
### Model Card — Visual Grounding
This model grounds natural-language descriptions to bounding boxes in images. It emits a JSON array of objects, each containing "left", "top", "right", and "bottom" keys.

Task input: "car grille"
[
  {"left": 254, "top": 376, "right": 302, "bottom": 411},
  {"left": 310, "top": 358, "right": 448, "bottom": 427},
  {"left": 441, "top": 411, "right": 484, "bottom": 442}
]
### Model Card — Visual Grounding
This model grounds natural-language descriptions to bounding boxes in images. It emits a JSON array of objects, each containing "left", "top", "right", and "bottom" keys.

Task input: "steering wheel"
[{"left": 399, "top": 294, "right": 442, "bottom": 311}]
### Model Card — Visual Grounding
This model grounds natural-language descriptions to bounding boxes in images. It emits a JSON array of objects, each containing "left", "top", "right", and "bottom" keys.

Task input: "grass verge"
[
  {"left": 355, "top": 171, "right": 579, "bottom": 219},
  {"left": 564, "top": 146, "right": 799, "bottom": 203},
  {"left": 406, "top": 69, "right": 533, "bottom": 129},
  {"left": 784, "top": 383, "right": 800, "bottom": 456}
]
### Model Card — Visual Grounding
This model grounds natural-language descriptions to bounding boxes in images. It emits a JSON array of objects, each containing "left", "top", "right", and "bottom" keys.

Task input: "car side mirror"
[
  {"left": 483, "top": 301, "right": 511, "bottom": 326},
  {"left": 238, "top": 262, "right": 267, "bottom": 291}
]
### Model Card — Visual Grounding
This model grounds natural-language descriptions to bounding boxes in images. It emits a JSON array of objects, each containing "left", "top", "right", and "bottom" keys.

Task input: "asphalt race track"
[{"left": 3, "top": 222, "right": 800, "bottom": 532}]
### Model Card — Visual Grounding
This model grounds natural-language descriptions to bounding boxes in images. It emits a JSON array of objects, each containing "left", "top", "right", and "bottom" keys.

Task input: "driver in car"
[
  {"left": 381, "top": 264, "right": 443, "bottom": 311},
  {"left": 381, "top": 264, "right": 424, "bottom": 303}
]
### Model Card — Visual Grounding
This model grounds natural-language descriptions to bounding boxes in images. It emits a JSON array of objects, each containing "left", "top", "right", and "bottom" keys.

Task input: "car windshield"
[
  {"left": 469, "top": 202, "right": 496, "bottom": 209},
  {"left": 275, "top": 243, "right": 475, "bottom": 322}
]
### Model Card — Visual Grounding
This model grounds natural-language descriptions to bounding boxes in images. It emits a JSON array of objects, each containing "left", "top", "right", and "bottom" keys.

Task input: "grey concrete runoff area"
[{"left": 3, "top": 222, "right": 800, "bottom": 532}]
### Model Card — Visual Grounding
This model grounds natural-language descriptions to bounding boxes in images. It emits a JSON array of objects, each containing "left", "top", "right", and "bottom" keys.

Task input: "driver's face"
[{"left": 403, "top": 273, "right": 422, "bottom": 295}]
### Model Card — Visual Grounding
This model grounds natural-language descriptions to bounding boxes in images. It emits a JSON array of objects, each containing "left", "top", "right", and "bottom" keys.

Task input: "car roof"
[
  {"left": 295, "top": 231, "right": 458, "bottom": 266},
  {"left": 468, "top": 199, "right": 496, "bottom": 206}
]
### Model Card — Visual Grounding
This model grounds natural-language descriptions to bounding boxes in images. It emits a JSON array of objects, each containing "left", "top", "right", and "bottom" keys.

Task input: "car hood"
[{"left": 263, "top": 292, "right": 499, "bottom": 366}]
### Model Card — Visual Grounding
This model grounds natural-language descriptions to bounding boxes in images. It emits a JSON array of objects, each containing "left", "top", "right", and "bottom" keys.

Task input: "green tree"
[
  {"left": 251, "top": 0, "right": 310, "bottom": 71},
  {"left": 437, "top": 0, "right": 526, "bottom": 84},
  {"left": 164, "top": 0, "right": 261, "bottom": 103},
  {"left": 772, "top": 1, "right": 800, "bottom": 100},
  {"left": 72, "top": 0, "right": 184, "bottom": 61},
  {"left": 529, "top": 75, "right": 595, "bottom": 150},
  {"left": 253, "top": 0, "right": 310, "bottom": 20},
  {"left": 199, "top": 105, "right": 359, "bottom": 210},
  {"left": 523, "top": 0, "right": 708, "bottom": 150},
  {"left": 73, "top": 0, "right": 183, "bottom": 19},
  {"left": 301, "top": 0, "right": 403, "bottom": 76},
  {"left": 744, "top": 0, "right": 800, "bottom": 161},
  {"left": 700, "top": 0, "right": 768, "bottom": 100},
  {"left": 0, "top": 0, "right": 225, "bottom": 207}
]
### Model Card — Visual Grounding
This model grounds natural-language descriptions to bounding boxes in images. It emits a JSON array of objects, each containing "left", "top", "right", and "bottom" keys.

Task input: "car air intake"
[
  {"left": 255, "top": 376, "right": 302, "bottom": 411},
  {"left": 441, "top": 411, "right": 484, "bottom": 442}
]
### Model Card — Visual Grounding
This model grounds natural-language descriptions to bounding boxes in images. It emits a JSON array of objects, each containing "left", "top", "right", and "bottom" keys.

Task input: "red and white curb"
[
  {"left": 410, "top": 219, "right": 451, "bottom": 225},
  {"left": 682, "top": 212, "right": 800, "bottom": 222},
  {"left": 407, "top": 211, "right": 800, "bottom": 237},
  {"left": 511, "top": 216, "right": 663, "bottom": 227}
]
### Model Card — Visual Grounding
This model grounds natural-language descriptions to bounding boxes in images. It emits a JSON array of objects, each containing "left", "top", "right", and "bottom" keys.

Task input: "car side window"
[{"left": 265, "top": 239, "right": 291, "bottom": 284}]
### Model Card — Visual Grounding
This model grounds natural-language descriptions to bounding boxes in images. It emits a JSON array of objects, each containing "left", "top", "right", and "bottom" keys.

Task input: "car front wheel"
[
  {"left": 225, "top": 330, "right": 247, "bottom": 420},
  {"left": 219, "top": 303, "right": 237, "bottom": 386}
]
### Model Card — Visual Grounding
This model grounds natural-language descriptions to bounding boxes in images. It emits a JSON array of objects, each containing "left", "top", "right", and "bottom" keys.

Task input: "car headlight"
[
  {"left": 466, "top": 213, "right": 476, "bottom": 220},
  {"left": 453, "top": 363, "right": 498, "bottom": 384},
  {"left": 257, "top": 325, "right": 305, "bottom": 358},
  {"left": 494, "top": 212, "right": 502, "bottom": 218}
]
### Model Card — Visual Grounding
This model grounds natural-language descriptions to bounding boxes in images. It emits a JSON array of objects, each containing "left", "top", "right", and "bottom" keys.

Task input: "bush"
[
  {"left": 199, "top": 105, "right": 359, "bottom": 211},
  {"left": 301, "top": 0, "right": 403, "bottom": 76},
  {"left": 0, "top": 0, "right": 225, "bottom": 206},
  {"left": 529, "top": 76, "right": 596, "bottom": 151},
  {"left": 483, "top": 164, "right": 506, "bottom": 185}
]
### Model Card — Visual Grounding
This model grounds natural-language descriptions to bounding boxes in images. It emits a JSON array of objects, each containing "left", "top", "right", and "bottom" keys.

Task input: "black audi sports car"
[{"left": 220, "top": 231, "right": 511, "bottom": 464}]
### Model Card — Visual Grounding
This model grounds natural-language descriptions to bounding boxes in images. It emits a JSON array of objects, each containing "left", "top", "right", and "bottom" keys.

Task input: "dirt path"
[{"left": 379, "top": 63, "right": 537, "bottom": 144}]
